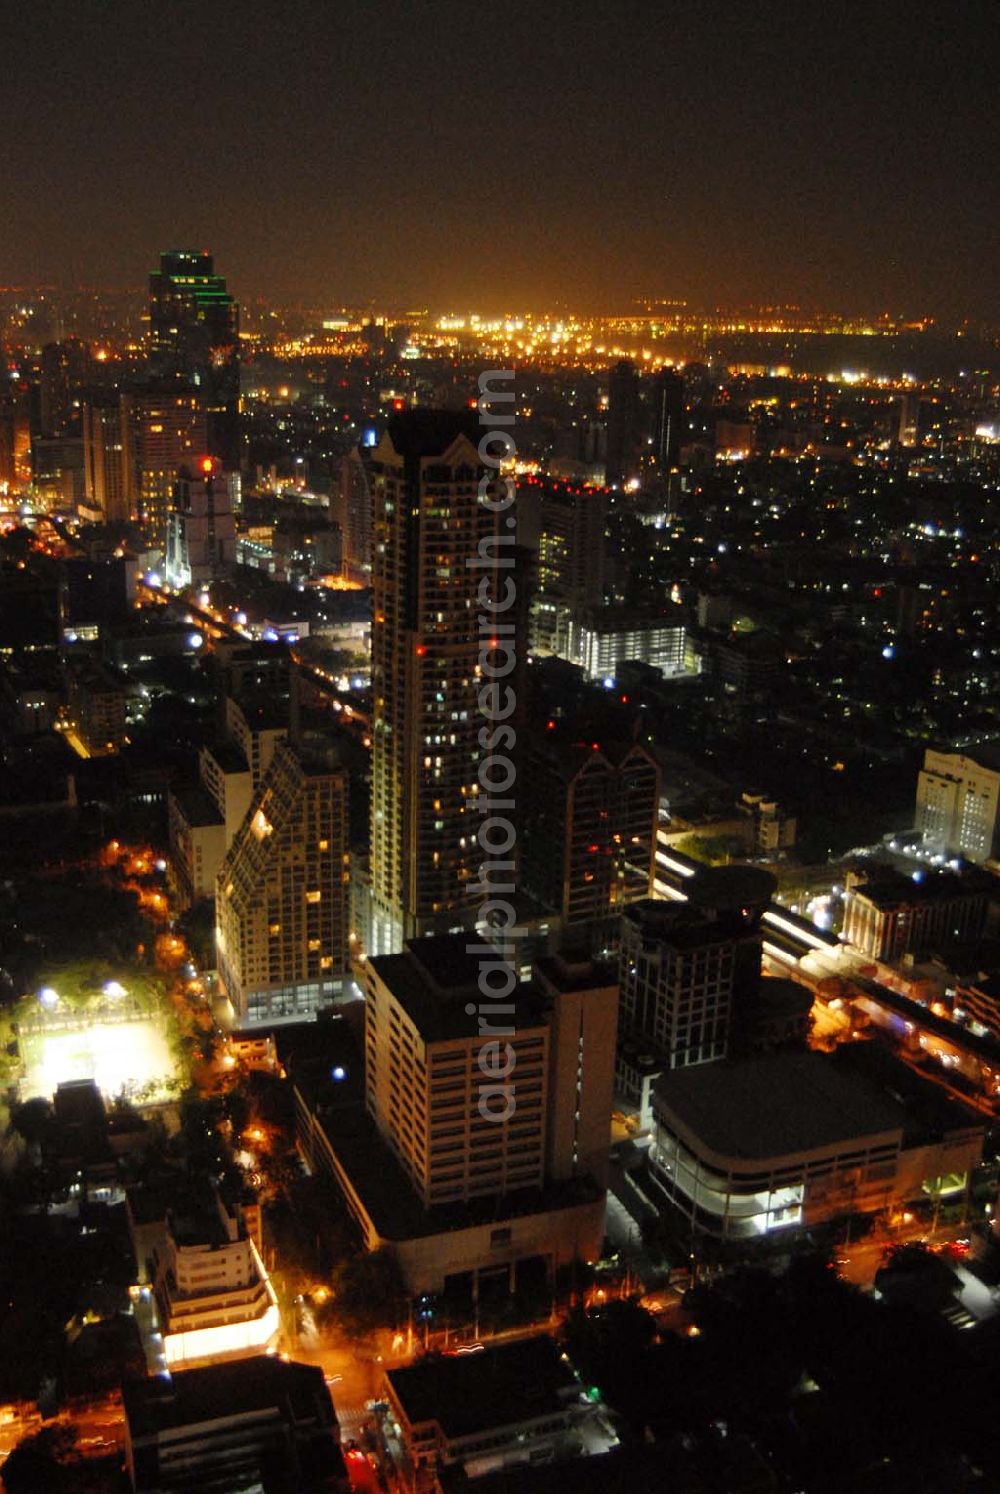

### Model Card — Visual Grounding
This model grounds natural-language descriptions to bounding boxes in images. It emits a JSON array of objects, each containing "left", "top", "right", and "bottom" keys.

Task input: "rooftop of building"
[
  {"left": 528, "top": 733, "right": 655, "bottom": 780},
  {"left": 385, "top": 407, "right": 481, "bottom": 459},
  {"left": 851, "top": 866, "right": 993, "bottom": 909},
  {"left": 929, "top": 740, "right": 1000, "bottom": 774},
  {"left": 169, "top": 783, "right": 223, "bottom": 828},
  {"left": 123, "top": 1355, "right": 337, "bottom": 1438},
  {"left": 292, "top": 1061, "right": 601, "bottom": 1243},
  {"left": 754, "top": 976, "right": 815, "bottom": 1016},
  {"left": 387, "top": 1335, "right": 577, "bottom": 1439},
  {"left": 622, "top": 898, "right": 751, "bottom": 952},
  {"left": 685, "top": 864, "right": 778, "bottom": 913},
  {"left": 202, "top": 740, "right": 249, "bottom": 774},
  {"left": 368, "top": 936, "right": 546, "bottom": 1042},
  {"left": 533, "top": 952, "right": 617, "bottom": 995},
  {"left": 654, "top": 1049, "right": 908, "bottom": 1161}
]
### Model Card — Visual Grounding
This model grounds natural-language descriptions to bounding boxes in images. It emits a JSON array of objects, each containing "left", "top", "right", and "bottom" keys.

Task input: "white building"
[
  {"left": 566, "top": 608, "right": 692, "bottom": 683},
  {"left": 129, "top": 1183, "right": 278, "bottom": 1368},
  {"left": 916, "top": 746, "right": 1000, "bottom": 863},
  {"left": 164, "top": 459, "right": 235, "bottom": 591}
]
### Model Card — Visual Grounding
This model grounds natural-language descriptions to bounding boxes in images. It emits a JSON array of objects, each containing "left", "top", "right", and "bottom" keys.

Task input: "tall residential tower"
[{"left": 367, "top": 410, "right": 497, "bottom": 951}]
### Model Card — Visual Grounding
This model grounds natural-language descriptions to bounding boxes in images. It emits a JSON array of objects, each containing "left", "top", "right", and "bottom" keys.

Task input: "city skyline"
[{"left": 1, "top": 0, "right": 997, "bottom": 319}]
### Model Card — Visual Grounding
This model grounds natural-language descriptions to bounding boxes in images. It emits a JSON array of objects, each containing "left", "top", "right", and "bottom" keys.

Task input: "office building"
[
  {"left": 294, "top": 935, "right": 614, "bottom": 1295},
  {"left": 148, "top": 249, "right": 240, "bottom": 467},
  {"left": 916, "top": 745, "right": 1000, "bottom": 863},
  {"left": 567, "top": 606, "right": 690, "bottom": 682},
  {"left": 168, "top": 741, "right": 253, "bottom": 905},
  {"left": 842, "top": 866, "right": 990, "bottom": 964},
  {"left": 216, "top": 740, "right": 349, "bottom": 1023},
  {"left": 123, "top": 1357, "right": 348, "bottom": 1494},
  {"left": 523, "top": 477, "right": 606, "bottom": 656},
  {"left": 0, "top": 377, "right": 32, "bottom": 489},
  {"left": 38, "top": 337, "right": 91, "bottom": 437},
  {"left": 616, "top": 868, "right": 775, "bottom": 1126},
  {"left": 31, "top": 433, "right": 86, "bottom": 504},
  {"left": 368, "top": 409, "right": 496, "bottom": 950},
  {"left": 363, "top": 937, "right": 551, "bottom": 1207},
  {"left": 121, "top": 388, "right": 208, "bottom": 545},
  {"left": 521, "top": 737, "right": 659, "bottom": 936},
  {"left": 649, "top": 1046, "right": 983, "bottom": 1242},
  {"left": 164, "top": 457, "right": 236, "bottom": 590}
]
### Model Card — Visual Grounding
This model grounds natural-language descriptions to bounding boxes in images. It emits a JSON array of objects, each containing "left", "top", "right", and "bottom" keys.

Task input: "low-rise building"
[
  {"left": 649, "top": 1046, "right": 983, "bottom": 1242},
  {"left": 123, "top": 1356, "right": 348, "bottom": 1493},
  {"left": 384, "top": 1335, "right": 617, "bottom": 1489},
  {"left": 127, "top": 1180, "right": 278, "bottom": 1368},
  {"left": 843, "top": 867, "right": 990, "bottom": 964}
]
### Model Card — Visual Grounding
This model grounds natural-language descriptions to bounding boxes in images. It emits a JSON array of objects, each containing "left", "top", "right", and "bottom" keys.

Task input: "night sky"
[{"left": 2, "top": 0, "right": 997, "bottom": 317}]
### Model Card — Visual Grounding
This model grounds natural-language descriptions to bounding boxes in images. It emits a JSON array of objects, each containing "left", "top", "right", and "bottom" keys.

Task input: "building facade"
[
  {"left": 164, "top": 458, "right": 236, "bottom": 590},
  {"left": 916, "top": 746, "right": 1000, "bottom": 863},
  {"left": 148, "top": 249, "right": 240, "bottom": 468},
  {"left": 216, "top": 740, "right": 349, "bottom": 1023},
  {"left": 522, "top": 739, "right": 659, "bottom": 935},
  {"left": 368, "top": 410, "right": 497, "bottom": 950},
  {"left": 121, "top": 389, "right": 208, "bottom": 545}
]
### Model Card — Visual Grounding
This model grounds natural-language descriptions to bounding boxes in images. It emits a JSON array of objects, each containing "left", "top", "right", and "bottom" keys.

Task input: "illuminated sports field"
[{"left": 20, "top": 1017, "right": 176, "bottom": 1102}]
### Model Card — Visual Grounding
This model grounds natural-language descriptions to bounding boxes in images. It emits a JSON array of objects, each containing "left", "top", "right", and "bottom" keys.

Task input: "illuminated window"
[
  {"left": 318, "top": 839, "right": 329, "bottom": 851},
  {"left": 251, "top": 809, "right": 273, "bottom": 840},
  {"left": 269, "top": 923, "right": 280, "bottom": 936},
  {"left": 305, "top": 890, "right": 322, "bottom": 904},
  {"left": 308, "top": 939, "right": 321, "bottom": 952}
]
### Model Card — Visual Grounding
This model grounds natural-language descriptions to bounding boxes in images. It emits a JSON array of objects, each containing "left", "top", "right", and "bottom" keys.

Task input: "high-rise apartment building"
[
  {"left": 148, "top": 250, "right": 240, "bottom": 467},
  {"left": 164, "top": 458, "right": 236, "bottom": 590},
  {"left": 216, "top": 740, "right": 349, "bottom": 1024},
  {"left": 121, "top": 389, "right": 208, "bottom": 545},
  {"left": 368, "top": 410, "right": 496, "bottom": 951},
  {"left": 916, "top": 746, "right": 1000, "bottom": 863},
  {"left": 82, "top": 402, "right": 128, "bottom": 523}
]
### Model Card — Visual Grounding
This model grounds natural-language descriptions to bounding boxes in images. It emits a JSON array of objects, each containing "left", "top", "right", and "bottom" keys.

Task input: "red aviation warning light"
[{"left": 200, "top": 456, "right": 214, "bottom": 474}]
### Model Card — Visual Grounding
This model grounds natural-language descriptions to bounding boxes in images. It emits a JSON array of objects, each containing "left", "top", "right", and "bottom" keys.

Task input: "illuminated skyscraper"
[
  {"left": 651, "top": 366, "right": 685, "bottom": 471},
  {"left": 367, "top": 410, "right": 495, "bottom": 951},
  {"left": 148, "top": 250, "right": 240, "bottom": 467},
  {"left": 121, "top": 388, "right": 208, "bottom": 544}
]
